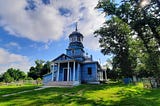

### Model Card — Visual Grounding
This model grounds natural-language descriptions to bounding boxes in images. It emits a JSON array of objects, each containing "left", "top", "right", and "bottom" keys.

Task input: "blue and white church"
[{"left": 43, "top": 25, "right": 107, "bottom": 86}]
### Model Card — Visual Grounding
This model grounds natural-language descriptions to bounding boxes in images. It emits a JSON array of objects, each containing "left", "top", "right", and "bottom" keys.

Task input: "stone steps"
[{"left": 45, "top": 81, "right": 74, "bottom": 87}]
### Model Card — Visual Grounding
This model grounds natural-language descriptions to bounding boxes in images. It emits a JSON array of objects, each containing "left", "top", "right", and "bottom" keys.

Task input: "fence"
[
  {"left": 142, "top": 77, "right": 160, "bottom": 88},
  {"left": 0, "top": 80, "right": 42, "bottom": 86}
]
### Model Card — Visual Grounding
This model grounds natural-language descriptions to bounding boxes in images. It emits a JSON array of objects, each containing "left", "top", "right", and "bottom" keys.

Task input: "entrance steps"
[{"left": 44, "top": 81, "right": 75, "bottom": 87}]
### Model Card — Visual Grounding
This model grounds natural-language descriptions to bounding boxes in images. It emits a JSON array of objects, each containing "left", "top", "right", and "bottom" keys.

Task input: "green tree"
[
  {"left": 0, "top": 74, "right": 3, "bottom": 82},
  {"left": 96, "top": 0, "right": 160, "bottom": 46},
  {"left": 35, "top": 60, "right": 45, "bottom": 78},
  {"left": 95, "top": 17, "right": 133, "bottom": 77},
  {"left": 5, "top": 68, "right": 26, "bottom": 81},
  {"left": 41, "top": 61, "right": 51, "bottom": 77},
  {"left": 28, "top": 60, "right": 50, "bottom": 79},
  {"left": 28, "top": 66, "right": 38, "bottom": 80},
  {"left": 95, "top": 0, "right": 160, "bottom": 77},
  {"left": 3, "top": 72, "right": 13, "bottom": 83}
]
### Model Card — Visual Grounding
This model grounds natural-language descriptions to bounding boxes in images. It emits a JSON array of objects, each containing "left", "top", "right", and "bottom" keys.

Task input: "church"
[{"left": 43, "top": 25, "right": 107, "bottom": 86}]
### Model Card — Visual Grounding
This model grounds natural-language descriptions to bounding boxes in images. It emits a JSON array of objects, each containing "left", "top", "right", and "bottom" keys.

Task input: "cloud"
[
  {"left": 0, "top": 0, "right": 105, "bottom": 50},
  {"left": 5, "top": 42, "right": 21, "bottom": 50},
  {"left": 140, "top": 0, "right": 151, "bottom": 8},
  {"left": 0, "top": 48, "right": 31, "bottom": 74},
  {"left": 0, "top": 0, "right": 64, "bottom": 42}
]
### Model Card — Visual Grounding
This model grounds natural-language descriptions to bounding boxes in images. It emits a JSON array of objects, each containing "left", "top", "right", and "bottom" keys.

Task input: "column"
[
  {"left": 51, "top": 63, "right": 54, "bottom": 81},
  {"left": 101, "top": 72, "right": 103, "bottom": 80},
  {"left": 73, "top": 61, "right": 75, "bottom": 81},
  {"left": 105, "top": 70, "right": 107, "bottom": 81},
  {"left": 67, "top": 62, "right": 70, "bottom": 81},
  {"left": 77, "top": 63, "right": 80, "bottom": 81},
  {"left": 57, "top": 63, "right": 60, "bottom": 81}
]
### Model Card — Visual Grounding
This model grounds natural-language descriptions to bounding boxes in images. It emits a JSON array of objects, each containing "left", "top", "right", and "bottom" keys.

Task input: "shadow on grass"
[
  {"left": 0, "top": 83, "right": 160, "bottom": 106},
  {"left": 0, "top": 85, "right": 39, "bottom": 96},
  {"left": 112, "top": 88, "right": 160, "bottom": 106},
  {"left": 0, "top": 83, "right": 122, "bottom": 105},
  {"left": 26, "top": 91, "right": 115, "bottom": 106}
]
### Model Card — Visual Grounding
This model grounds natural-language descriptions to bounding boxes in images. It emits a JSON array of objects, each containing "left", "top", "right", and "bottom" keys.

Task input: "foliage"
[
  {"left": 3, "top": 72, "right": 13, "bottom": 83},
  {"left": 1, "top": 68, "right": 26, "bottom": 83},
  {"left": 0, "top": 74, "right": 3, "bottom": 82},
  {"left": 0, "top": 82, "right": 160, "bottom": 106},
  {"left": 28, "top": 60, "right": 51, "bottom": 80},
  {"left": 95, "top": 0, "right": 160, "bottom": 77},
  {"left": 36, "top": 77, "right": 42, "bottom": 85},
  {"left": 95, "top": 16, "right": 133, "bottom": 77}
]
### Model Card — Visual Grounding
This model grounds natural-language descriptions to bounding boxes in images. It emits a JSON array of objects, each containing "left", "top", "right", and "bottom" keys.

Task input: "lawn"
[
  {"left": 0, "top": 84, "right": 40, "bottom": 96},
  {"left": 0, "top": 82, "right": 160, "bottom": 106}
]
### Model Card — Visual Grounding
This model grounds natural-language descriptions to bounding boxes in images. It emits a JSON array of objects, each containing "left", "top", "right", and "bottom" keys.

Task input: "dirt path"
[{"left": 2, "top": 86, "right": 49, "bottom": 97}]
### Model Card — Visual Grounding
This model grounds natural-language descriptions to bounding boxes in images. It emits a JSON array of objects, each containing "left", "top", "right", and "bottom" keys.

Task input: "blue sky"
[{"left": 0, "top": 0, "right": 115, "bottom": 74}]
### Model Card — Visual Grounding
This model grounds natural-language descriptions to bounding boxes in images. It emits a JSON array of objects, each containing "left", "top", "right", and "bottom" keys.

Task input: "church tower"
[{"left": 66, "top": 23, "right": 85, "bottom": 61}]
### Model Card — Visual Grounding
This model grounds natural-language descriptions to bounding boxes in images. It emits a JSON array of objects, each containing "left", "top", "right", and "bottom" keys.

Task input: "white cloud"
[
  {"left": 5, "top": 42, "right": 21, "bottom": 50},
  {"left": 140, "top": 0, "right": 151, "bottom": 8},
  {"left": 0, "top": 0, "right": 64, "bottom": 42},
  {"left": 83, "top": 36, "right": 100, "bottom": 50},
  {"left": 0, "top": 48, "right": 31, "bottom": 74},
  {"left": 0, "top": 0, "right": 105, "bottom": 50},
  {"left": 29, "top": 41, "right": 51, "bottom": 50}
]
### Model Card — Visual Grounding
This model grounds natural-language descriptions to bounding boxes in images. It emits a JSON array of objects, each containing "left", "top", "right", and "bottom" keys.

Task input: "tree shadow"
[
  {"left": 1, "top": 83, "right": 160, "bottom": 106},
  {"left": 111, "top": 88, "right": 160, "bottom": 106},
  {"left": 0, "top": 85, "right": 38, "bottom": 96}
]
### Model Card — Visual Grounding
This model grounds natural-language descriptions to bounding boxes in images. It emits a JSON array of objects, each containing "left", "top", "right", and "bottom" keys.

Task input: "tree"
[
  {"left": 28, "top": 60, "right": 50, "bottom": 79},
  {"left": 2, "top": 68, "right": 26, "bottom": 82},
  {"left": 3, "top": 72, "right": 13, "bottom": 83},
  {"left": 28, "top": 66, "right": 38, "bottom": 80},
  {"left": 95, "top": 17, "right": 133, "bottom": 77},
  {"left": 96, "top": 0, "right": 160, "bottom": 46},
  {"left": 0, "top": 74, "right": 3, "bottom": 82},
  {"left": 41, "top": 61, "right": 51, "bottom": 77},
  {"left": 95, "top": 0, "right": 160, "bottom": 77}
]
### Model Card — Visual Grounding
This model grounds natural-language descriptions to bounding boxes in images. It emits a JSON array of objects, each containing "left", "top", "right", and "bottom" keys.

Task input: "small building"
[{"left": 43, "top": 26, "right": 107, "bottom": 86}]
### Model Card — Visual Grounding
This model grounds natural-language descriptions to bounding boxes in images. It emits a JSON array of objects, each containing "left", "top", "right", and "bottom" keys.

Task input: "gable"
[{"left": 52, "top": 54, "right": 73, "bottom": 62}]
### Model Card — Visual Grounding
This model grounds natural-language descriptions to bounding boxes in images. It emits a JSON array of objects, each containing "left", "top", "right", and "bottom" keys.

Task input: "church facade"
[{"left": 43, "top": 27, "right": 107, "bottom": 86}]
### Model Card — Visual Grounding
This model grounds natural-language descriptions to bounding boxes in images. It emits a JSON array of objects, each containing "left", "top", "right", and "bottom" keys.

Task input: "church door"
[{"left": 63, "top": 69, "right": 67, "bottom": 81}]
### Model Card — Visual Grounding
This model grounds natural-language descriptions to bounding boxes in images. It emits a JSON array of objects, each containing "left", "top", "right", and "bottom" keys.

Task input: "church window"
[
  {"left": 88, "top": 67, "right": 92, "bottom": 75},
  {"left": 77, "top": 37, "right": 81, "bottom": 42},
  {"left": 72, "top": 50, "right": 74, "bottom": 55},
  {"left": 73, "top": 37, "right": 76, "bottom": 42}
]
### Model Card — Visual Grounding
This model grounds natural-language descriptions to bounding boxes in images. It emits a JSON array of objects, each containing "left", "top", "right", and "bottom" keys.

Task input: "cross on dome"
[{"left": 75, "top": 22, "right": 78, "bottom": 31}]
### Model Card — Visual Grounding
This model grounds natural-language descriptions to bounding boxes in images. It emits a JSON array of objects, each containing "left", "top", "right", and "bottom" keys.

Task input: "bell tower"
[{"left": 66, "top": 23, "right": 85, "bottom": 61}]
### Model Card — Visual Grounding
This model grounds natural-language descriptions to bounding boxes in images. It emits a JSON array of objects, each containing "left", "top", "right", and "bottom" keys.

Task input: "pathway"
[{"left": 2, "top": 86, "right": 50, "bottom": 97}]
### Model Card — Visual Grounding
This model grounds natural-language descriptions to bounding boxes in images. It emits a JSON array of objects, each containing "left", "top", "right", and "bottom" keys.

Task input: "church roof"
[
  {"left": 68, "top": 42, "right": 84, "bottom": 48},
  {"left": 69, "top": 31, "right": 84, "bottom": 38},
  {"left": 52, "top": 54, "right": 74, "bottom": 62}
]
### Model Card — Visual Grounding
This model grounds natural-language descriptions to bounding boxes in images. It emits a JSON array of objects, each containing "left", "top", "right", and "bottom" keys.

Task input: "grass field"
[
  {"left": 0, "top": 85, "right": 39, "bottom": 96},
  {"left": 0, "top": 82, "right": 160, "bottom": 106}
]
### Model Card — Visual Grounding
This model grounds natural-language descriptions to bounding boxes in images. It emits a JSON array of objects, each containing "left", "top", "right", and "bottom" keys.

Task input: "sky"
[{"left": 0, "top": 0, "right": 114, "bottom": 74}]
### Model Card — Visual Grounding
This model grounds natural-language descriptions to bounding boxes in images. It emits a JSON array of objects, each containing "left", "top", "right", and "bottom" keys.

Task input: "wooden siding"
[{"left": 81, "top": 63, "right": 98, "bottom": 83}]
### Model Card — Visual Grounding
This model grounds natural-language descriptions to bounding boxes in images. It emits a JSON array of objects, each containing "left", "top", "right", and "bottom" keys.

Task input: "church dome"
[
  {"left": 69, "top": 31, "right": 84, "bottom": 38},
  {"left": 66, "top": 23, "right": 85, "bottom": 60}
]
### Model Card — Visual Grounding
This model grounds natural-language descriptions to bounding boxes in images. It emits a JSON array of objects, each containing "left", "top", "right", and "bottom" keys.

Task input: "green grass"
[
  {"left": 0, "top": 85, "right": 39, "bottom": 96},
  {"left": 0, "top": 82, "right": 160, "bottom": 106}
]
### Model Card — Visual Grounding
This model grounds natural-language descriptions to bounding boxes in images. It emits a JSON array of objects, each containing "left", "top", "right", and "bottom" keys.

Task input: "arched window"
[{"left": 72, "top": 37, "right": 76, "bottom": 42}]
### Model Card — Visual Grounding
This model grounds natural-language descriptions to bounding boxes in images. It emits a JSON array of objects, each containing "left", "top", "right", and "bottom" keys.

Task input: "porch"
[{"left": 51, "top": 60, "right": 81, "bottom": 84}]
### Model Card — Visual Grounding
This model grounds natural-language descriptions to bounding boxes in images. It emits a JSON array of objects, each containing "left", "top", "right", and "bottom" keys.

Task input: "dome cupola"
[
  {"left": 69, "top": 24, "right": 83, "bottom": 43},
  {"left": 66, "top": 23, "right": 85, "bottom": 61}
]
